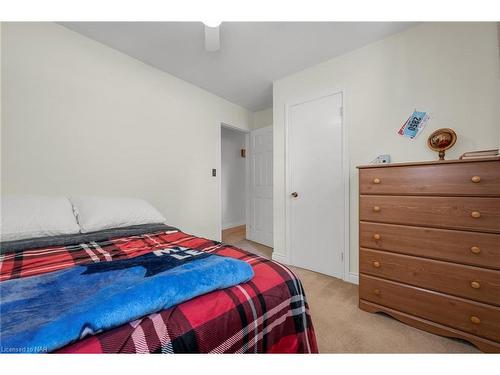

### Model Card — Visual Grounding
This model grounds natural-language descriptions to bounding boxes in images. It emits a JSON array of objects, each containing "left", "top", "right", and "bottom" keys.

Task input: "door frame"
[
  {"left": 246, "top": 125, "right": 273, "bottom": 246},
  {"left": 284, "top": 89, "right": 350, "bottom": 282},
  {"left": 217, "top": 122, "right": 250, "bottom": 242}
]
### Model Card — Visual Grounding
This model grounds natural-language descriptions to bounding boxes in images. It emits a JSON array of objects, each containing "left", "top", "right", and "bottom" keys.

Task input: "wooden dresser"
[{"left": 357, "top": 158, "right": 500, "bottom": 352}]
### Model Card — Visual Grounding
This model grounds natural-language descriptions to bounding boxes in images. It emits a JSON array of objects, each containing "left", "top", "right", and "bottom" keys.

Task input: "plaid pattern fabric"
[{"left": 0, "top": 230, "right": 318, "bottom": 353}]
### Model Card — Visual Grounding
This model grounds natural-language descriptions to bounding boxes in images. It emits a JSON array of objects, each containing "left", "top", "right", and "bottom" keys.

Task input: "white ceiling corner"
[{"left": 59, "top": 22, "right": 418, "bottom": 111}]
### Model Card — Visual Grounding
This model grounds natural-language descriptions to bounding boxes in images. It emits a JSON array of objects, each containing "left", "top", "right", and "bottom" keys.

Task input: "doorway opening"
[{"left": 220, "top": 123, "right": 273, "bottom": 259}]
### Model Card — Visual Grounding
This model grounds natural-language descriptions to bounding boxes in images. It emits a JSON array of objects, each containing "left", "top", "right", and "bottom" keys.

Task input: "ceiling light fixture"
[
  {"left": 202, "top": 21, "right": 222, "bottom": 28},
  {"left": 203, "top": 22, "right": 221, "bottom": 52}
]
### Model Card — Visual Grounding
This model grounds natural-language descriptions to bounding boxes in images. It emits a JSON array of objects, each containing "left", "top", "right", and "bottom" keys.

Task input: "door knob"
[{"left": 291, "top": 192, "right": 298, "bottom": 198}]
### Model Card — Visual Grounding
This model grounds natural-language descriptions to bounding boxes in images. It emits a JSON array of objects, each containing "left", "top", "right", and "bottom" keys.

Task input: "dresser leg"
[{"left": 359, "top": 299, "right": 500, "bottom": 353}]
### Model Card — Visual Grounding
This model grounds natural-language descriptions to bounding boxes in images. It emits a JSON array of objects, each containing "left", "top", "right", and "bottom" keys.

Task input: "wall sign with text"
[{"left": 398, "top": 111, "right": 430, "bottom": 139}]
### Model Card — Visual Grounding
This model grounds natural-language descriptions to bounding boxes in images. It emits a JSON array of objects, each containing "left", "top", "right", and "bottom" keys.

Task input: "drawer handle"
[
  {"left": 470, "top": 246, "right": 481, "bottom": 254},
  {"left": 471, "top": 211, "right": 481, "bottom": 219},
  {"left": 373, "top": 178, "right": 381, "bottom": 184},
  {"left": 373, "top": 233, "right": 381, "bottom": 240},
  {"left": 373, "top": 288, "right": 381, "bottom": 295},
  {"left": 470, "top": 281, "right": 481, "bottom": 289},
  {"left": 471, "top": 176, "right": 481, "bottom": 183},
  {"left": 373, "top": 206, "right": 381, "bottom": 212},
  {"left": 372, "top": 261, "right": 381, "bottom": 268},
  {"left": 470, "top": 316, "right": 481, "bottom": 324}
]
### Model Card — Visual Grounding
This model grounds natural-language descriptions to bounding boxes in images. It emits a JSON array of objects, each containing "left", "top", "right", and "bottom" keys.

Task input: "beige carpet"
[{"left": 222, "top": 227, "right": 479, "bottom": 353}]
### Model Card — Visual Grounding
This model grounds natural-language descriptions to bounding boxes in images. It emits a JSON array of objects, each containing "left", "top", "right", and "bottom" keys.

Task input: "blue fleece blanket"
[{"left": 0, "top": 247, "right": 254, "bottom": 353}]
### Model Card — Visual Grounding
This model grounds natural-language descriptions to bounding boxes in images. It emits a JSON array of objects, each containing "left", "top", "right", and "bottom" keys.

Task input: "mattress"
[{"left": 0, "top": 227, "right": 318, "bottom": 353}]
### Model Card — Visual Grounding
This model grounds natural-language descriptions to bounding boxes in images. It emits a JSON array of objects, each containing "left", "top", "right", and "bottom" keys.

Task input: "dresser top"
[{"left": 357, "top": 156, "right": 500, "bottom": 169}]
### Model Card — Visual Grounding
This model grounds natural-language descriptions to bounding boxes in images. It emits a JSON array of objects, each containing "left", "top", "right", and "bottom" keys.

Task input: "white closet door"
[
  {"left": 248, "top": 126, "right": 273, "bottom": 247},
  {"left": 288, "top": 92, "right": 344, "bottom": 278}
]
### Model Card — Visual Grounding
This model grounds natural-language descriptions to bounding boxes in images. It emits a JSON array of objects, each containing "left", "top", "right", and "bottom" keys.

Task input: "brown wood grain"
[
  {"left": 359, "top": 300, "right": 500, "bottom": 353},
  {"left": 360, "top": 195, "right": 500, "bottom": 233},
  {"left": 360, "top": 248, "right": 500, "bottom": 306},
  {"left": 359, "top": 160, "right": 500, "bottom": 196},
  {"left": 357, "top": 158, "right": 500, "bottom": 351},
  {"left": 359, "top": 274, "right": 500, "bottom": 342},
  {"left": 359, "top": 222, "right": 500, "bottom": 270}
]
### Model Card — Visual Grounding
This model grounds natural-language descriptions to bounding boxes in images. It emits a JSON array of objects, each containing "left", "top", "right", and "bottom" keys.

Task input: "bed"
[{"left": 0, "top": 224, "right": 318, "bottom": 353}]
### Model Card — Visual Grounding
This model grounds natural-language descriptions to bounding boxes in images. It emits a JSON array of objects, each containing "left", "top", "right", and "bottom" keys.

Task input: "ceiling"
[{"left": 60, "top": 22, "right": 417, "bottom": 111}]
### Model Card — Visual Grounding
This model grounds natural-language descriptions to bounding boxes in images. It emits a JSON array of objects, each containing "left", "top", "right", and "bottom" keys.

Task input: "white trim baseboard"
[
  {"left": 271, "top": 252, "right": 288, "bottom": 264},
  {"left": 222, "top": 221, "right": 246, "bottom": 230},
  {"left": 346, "top": 272, "right": 359, "bottom": 285},
  {"left": 271, "top": 252, "right": 359, "bottom": 285}
]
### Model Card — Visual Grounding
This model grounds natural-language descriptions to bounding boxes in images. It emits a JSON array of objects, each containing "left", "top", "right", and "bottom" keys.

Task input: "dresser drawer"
[
  {"left": 360, "top": 195, "right": 500, "bottom": 233},
  {"left": 359, "top": 161, "right": 500, "bottom": 196},
  {"left": 360, "top": 248, "right": 500, "bottom": 306},
  {"left": 359, "top": 274, "right": 500, "bottom": 342},
  {"left": 360, "top": 222, "right": 500, "bottom": 270}
]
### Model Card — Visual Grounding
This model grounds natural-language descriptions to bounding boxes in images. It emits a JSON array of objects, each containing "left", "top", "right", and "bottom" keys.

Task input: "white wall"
[
  {"left": 273, "top": 22, "right": 500, "bottom": 276},
  {"left": 1, "top": 22, "right": 253, "bottom": 240},
  {"left": 221, "top": 126, "right": 247, "bottom": 229},
  {"left": 252, "top": 107, "right": 273, "bottom": 129}
]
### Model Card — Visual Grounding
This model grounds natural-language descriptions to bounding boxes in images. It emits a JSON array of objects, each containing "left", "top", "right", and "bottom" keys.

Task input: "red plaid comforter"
[{"left": 0, "top": 229, "right": 318, "bottom": 353}]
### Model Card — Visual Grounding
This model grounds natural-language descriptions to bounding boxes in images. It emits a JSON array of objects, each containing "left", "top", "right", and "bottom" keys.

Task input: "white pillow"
[
  {"left": 70, "top": 196, "right": 166, "bottom": 233},
  {"left": 0, "top": 195, "right": 80, "bottom": 242}
]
